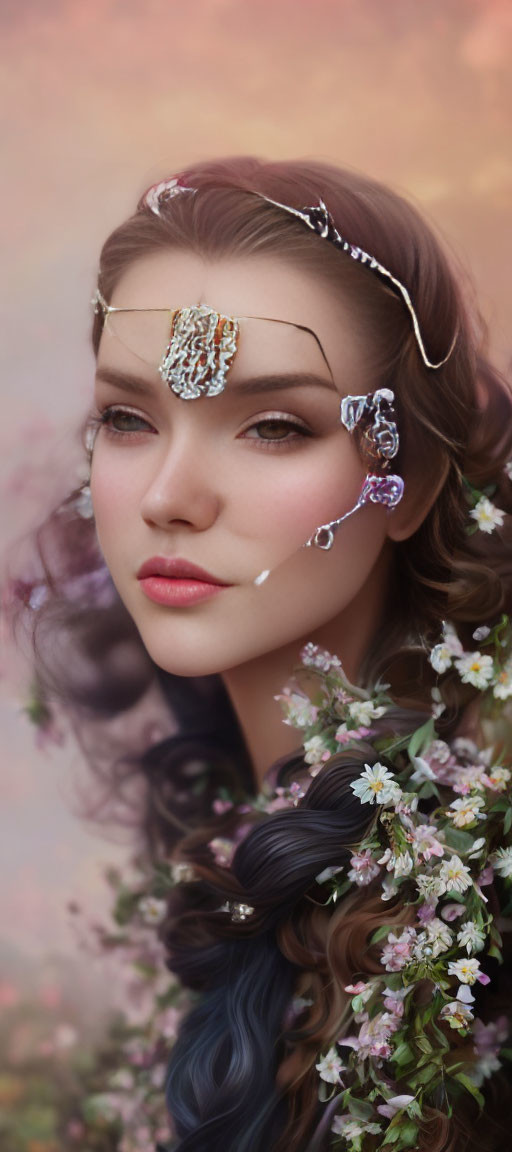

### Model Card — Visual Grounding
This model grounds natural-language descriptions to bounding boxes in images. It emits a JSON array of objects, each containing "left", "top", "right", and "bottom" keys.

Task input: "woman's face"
[{"left": 90, "top": 249, "right": 395, "bottom": 678}]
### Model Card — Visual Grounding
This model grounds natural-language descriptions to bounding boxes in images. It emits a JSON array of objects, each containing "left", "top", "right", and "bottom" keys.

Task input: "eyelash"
[{"left": 92, "top": 406, "right": 313, "bottom": 449}]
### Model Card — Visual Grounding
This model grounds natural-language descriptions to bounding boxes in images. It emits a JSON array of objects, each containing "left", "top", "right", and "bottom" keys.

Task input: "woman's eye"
[
  {"left": 242, "top": 418, "right": 311, "bottom": 445},
  {"left": 99, "top": 407, "right": 154, "bottom": 436}
]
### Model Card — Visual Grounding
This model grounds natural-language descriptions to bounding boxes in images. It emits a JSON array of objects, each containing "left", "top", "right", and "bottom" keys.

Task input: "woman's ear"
[{"left": 385, "top": 457, "right": 450, "bottom": 542}]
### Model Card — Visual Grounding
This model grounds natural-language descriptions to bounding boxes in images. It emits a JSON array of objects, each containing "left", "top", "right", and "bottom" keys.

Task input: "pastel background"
[{"left": 1, "top": 0, "right": 512, "bottom": 1043}]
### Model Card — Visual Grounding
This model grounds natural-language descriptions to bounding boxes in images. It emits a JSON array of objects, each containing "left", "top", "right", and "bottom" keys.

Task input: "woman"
[{"left": 9, "top": 157, "right": 512, "bottom": 1150}]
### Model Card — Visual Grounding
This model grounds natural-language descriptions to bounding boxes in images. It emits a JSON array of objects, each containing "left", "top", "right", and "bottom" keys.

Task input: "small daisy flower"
[
  {"left": 491, "top": 846, "right": 512, "bottom": 878},
  {"left": 301, "top": 643, "right": 341, "bottom": 672},
  {"left": 457, "top": 920, "right": 486, "bottom": 955},
  {"left": 138, "top": 897, "right": 167, "bottom": 926},
  {"left": 350, "top": 762, "right": 401, "bottom": 806},
  {"left": 469, "top": 496, "right": 505, "bottom": 534},
  {"left": 439, "top": 855, "right": 472, "bottom": 894},
  {"left": 454, "top": 652, "right": 495, "bottom": 690},
  {"left": 315, "top": 1047, "right": 345, "bottom": 1084}
]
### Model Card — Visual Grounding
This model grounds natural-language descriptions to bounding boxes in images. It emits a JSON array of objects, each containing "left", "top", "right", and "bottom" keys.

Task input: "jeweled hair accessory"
[
  {"left": 261, "top": 196, "right": 457, "bottom": 372},
  {"left": 137, "top": 176, "right": 456, "bottom": 371},
  {"left": 160, "top": 305, "right": 239, "bottom": 399}
]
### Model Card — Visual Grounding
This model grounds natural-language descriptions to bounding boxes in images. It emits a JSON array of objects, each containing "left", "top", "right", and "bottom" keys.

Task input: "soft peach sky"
[{"left": 1, "top": 0, "right": 511, "bottom": 1009}]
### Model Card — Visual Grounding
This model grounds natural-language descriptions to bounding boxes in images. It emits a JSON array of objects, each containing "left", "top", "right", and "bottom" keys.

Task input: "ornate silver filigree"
[
  {"left": 305, "top": 472, "right": 405, "bottom": 551},
  {"left": 159, "top": 305, "right": 240, "bottom": 399},
  {"left": 340, "top": 387, "right": 399, "bottom": 463}
]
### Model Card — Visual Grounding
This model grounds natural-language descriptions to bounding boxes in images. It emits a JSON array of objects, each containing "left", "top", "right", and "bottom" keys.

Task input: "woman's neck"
[{"left": 222, "top": 550, "right": 392, "bottom": 790}]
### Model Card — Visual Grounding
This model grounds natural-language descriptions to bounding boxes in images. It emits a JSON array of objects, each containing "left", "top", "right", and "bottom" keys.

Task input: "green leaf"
[
  {"left": 442, "top": 826, "right": 477, "bottom": 854},
  {"left": 504, "top": 807, "right": 512, "bottom": 835},
  {"left": 390, "top": 1041, "right": 414, "bottom": 1067},
  {"left": 407, "top": 718, "right": 435, "bottom": 760},
  {"left": 453, "top": 1072, "right": 485, "bottom": 1111},
  {"left": 347, "top": 1095, "right": 375, "bottom": 1120}
]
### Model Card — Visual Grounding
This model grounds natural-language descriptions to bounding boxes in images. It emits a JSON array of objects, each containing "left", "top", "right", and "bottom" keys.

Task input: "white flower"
[
  {"left": 348, "top": 699, "right": 386, "bottom": 726},
  {"left": 303, "top": 735, "right": 329, "bottom": 767},
  {"left": 457, "top": 920, "right": 486, "bottom": 955},
  {"left": 138, "top": 896, "right": 167, "bottom": 925},
  {"left": 377, "top": 1094, "right": 415, "bottom": 1119},
  {"left": 315, "top": 1047, "right": 345, "bottom": 1084},
  {"left": 416, "top": 917, "right": 453, "bottom": 959},
  {"left": 447, "top": 957, "right": 485, "bottom": 985},
  {"left": 493, "top": 662, "right": 512, "bottom": 700},
  {"left": 410, "top": 755, "right": 437, "bottom": 785},
  {"left": 469, "top": 496, "right": 505, "bottom": 534},
  {"left": 430, "top": 643, "right": 454, "bottom": 674},
  {"left": 275, "top": 690, "right": 318, "bottom": 728},
  {"left": 416, "top": 872, "right": 446, "bottom": 902},
  {"left": 301, "top": 643, "right": 341, "bottom": 672},
  {"left": 377, "top": 848, "right": 413, "bottom": 877},
  {"left": 447, "top": 795, "right": 486, "bottom": 827},
  {"left": 439, "top": 855, "right": 472, "bottom": 894},
  {"left": 439, "top": 1000, "right": 474, "bottom": 1029},
  {"left": 350, "top": 762, "right": 401, "bottom": 806},
  {"left": 380, "top": 875, "right": 400, "bottom": 901},
  {"left": 492, "top": 846, "right": 512, "bottom": 878},
  {"left": 486, "top": 766, "right": 511, "bottom": 791},
  {"left": 429, "top": 624, "right": 463, "bottom": 672},
  {"left": 454, "top": 651, "right": 494, "bottom": 690}
]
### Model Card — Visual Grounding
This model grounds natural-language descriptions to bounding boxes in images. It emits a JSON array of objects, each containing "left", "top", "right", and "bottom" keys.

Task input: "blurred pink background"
[{"left": 1, "top": 0, "right": 512, "bottom": 1021}]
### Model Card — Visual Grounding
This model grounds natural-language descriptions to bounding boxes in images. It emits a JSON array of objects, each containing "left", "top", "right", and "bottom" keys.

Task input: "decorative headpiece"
[{"left": 138, "top": 176, "right": 457, "bottom": 372}]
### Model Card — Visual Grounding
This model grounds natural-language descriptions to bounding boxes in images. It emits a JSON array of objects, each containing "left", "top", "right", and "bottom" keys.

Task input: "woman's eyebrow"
[{"left": 95, "top": 367, "right": 337, "bottom": 396}]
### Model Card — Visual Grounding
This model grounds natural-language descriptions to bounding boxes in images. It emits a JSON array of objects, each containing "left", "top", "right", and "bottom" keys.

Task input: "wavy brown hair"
[{"left": 6, "top": 157, "right": 512, "bottom": 1150}]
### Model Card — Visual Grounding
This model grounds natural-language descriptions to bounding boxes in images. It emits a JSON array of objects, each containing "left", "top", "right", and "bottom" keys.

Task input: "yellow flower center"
[{"left": 372, "top": 780, "right": 384, "bottom": 792}]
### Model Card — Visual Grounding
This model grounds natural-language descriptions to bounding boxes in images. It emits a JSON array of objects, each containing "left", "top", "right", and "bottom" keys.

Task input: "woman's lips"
[
  {"left": 138, "top": 575, "right": 228, "bottom": 606},
  {"left": 136, "top": 556, "right": 232, "bottom": 607}
]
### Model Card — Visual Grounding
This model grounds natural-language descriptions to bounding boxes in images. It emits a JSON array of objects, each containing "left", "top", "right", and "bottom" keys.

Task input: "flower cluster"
[
  {"left": 1, "top": 856, "right": 187, "bottom": 1151},
  {"left": 429, "top": 616, "right": 512, "bottom": 701},
  {"left": 277, "top": 640, "right": 512, "bottom": 1152},
  {"left": 463, "top": 476, "right": 506, "bottom": 536}
]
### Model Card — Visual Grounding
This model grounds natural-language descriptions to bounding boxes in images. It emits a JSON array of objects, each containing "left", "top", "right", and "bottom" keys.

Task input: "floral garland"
[{"left": 262, "top": 627, "right": 512, "bottom": 1152}]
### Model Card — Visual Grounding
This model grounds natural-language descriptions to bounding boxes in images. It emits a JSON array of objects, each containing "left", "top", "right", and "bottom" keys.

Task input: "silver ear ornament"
[
  {"left": 305, "top": 473, "right": 405, "bottom": 551},
  {"left": 340, "top": 387, "right": 399, "bottom": 463}
]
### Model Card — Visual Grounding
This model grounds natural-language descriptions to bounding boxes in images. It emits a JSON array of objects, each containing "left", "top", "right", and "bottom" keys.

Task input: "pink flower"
[
  {"left": 417, "top": 903, "right": 437, "bottom": 924},
  {"left": 441, "top": 902, "right": 466, "bottom": 922},
  {"left": 381, "top": 927, "right": 417, "bottom": 972},
  {"left": 411, "top": 824, "right": 445, "bottom": 861},
  {"left": 212, "top": 799, "right": 234, "bottom": 815},
  {"left": 382, "top": 987, "right": 408, "bottom": 1017},
  {"left": 348, "top": 849, "right": 381, "bottom": 886},
  {"left": 208, "top": 837, "right": 236, "bottom": 867}
]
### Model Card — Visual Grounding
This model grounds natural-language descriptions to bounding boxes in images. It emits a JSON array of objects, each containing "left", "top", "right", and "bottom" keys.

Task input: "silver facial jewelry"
[
  {"left": 305, "top": 473, "right": 405, "bottom": 551},
  {"left": 160, "top": 305, "right": 240, "bottom": 399},
  {"left": 92, "top": 290, "right": 240, "bottom": 400},
  {"left": 305, "top": 387, "right": 402, "bottom": 550},
  {"left": 340, "top": 387, "right": 399, "bottom": 463}
]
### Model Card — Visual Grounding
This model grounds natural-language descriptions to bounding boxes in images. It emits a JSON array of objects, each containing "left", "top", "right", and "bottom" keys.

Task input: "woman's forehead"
[{"left": 106, "top": 249, "right": 364, "bottom": 388}]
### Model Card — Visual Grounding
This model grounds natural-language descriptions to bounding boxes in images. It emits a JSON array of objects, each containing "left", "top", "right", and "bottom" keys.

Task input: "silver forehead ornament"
[
  {"left": 160, "top": 305, "right": 239, "bottom": 399},
  {"left": 92, "top": 290, "right": 239, "bottom": 400}
]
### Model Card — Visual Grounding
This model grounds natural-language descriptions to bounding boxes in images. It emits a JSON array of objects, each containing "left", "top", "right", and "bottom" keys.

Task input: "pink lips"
[{"left": 136, "top": 556, "right": 232, "bottom": 607}]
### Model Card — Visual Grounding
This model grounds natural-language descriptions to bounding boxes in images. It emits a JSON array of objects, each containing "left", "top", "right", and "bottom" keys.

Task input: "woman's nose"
[{"left": 139, "top": 433, "right": 221, "bottom": 531}]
